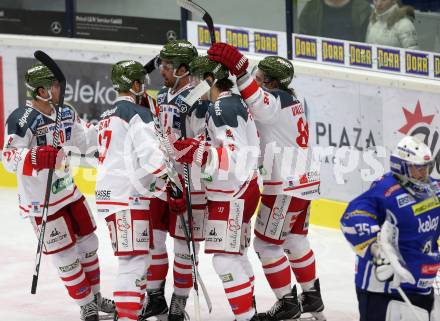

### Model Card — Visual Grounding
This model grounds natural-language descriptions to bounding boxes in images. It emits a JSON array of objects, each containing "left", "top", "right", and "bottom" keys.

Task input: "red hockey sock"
[
  {"left": 262, "top": 256, "right": 292, "bottom": 299},
  {"left": 289, "top": 250, "right": 316, "bottom": 284}
]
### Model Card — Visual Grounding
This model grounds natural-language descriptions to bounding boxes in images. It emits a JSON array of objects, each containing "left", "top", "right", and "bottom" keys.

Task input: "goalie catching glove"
[{"left": 207, "top": 42, "right": 248, "bottom": 77}]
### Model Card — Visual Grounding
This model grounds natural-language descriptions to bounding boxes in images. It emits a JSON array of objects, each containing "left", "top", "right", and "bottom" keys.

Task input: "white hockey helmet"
[{"left": 390, "top": 136, "right": 433, "bottom": 184}]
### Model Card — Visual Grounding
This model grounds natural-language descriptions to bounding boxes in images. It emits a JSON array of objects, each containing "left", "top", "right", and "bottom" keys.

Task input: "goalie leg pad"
[
  {"left": 386, "top": 300, "right": 429, "bottom": 321},
  {"left": 431, "top": 293, "right": 440, "bottom": 321}
]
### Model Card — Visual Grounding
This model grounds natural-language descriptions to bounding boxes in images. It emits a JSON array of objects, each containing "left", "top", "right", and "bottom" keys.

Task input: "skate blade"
[{"left": 299, "top": 312, "right": 326, "bottom": 321}]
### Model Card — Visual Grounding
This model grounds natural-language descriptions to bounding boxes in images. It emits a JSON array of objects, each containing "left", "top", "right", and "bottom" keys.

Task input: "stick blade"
[
  {"left": 176, "top": 0, "right": 206, "bottom": 17},
  {"left": 34, "top": 50, "right": 66, "bottom": 84}
]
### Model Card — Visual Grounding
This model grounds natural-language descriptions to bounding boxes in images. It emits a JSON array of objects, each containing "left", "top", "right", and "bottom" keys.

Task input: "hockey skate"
[
  {"left": 139, "top": 286, "right": 169, "bottom": 321},
  {"left": 80, "top": 300, "right": 99, "bottom": 321},
  {"left": 168, "top": 293, "right": 189, "bottom": 321},
  {"left": 94, "top": 292, "right": 116, "bottom": 320},
  {"left": 298, "top": 279, "right": 326, "bottom": 321},
  {"left": 258, "top": 286, "right": 301, "bottom": 321}
]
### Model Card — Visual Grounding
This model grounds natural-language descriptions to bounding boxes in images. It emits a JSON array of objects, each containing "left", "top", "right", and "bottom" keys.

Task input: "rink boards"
[{"left": 1, "top": 34, "right": 440, "bottom": 229}]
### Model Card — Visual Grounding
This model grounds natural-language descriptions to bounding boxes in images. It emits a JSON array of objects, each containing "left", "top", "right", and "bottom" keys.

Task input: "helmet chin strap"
[
  {"left": 171, "top": 69, "right": 189, "bottom": 93},
  {"left": 130, "top": 84, "right": 145, "bottom": 104},
  {"left": 36, "top": 90, "right": 52, "bottom": 102}
]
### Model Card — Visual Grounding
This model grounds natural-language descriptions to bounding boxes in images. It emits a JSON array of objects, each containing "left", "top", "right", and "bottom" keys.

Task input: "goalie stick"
[
  {"left": 31, "top": 50, "right": 66, "bottom": 294},
  {"left": 177, "top": 0, "right": 219, "bottom": 106}
]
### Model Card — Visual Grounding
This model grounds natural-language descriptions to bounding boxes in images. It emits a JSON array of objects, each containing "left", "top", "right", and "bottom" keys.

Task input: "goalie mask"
[
  {"left": 111, "top": 60, "right": 147, "bottom": 97},
  {"left": 25, "top": 63, "right": 57, "bottom": 102},
  {"left": 390, "top": 136, "right": 435, "bottom": 198},
  {"left": 189, "top": 55, "right": 229, "bottom": 86},
  {"left": 254, "top": 56, "right": 294, "bottom": 90}
]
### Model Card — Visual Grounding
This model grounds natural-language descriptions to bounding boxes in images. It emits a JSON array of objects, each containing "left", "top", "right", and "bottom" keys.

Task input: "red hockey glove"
[
  {"left": 30, "top": 146, "right": 63, "bottom": 171},
  {"left": 207, "top": 42, "right": 249, "bottom": 76},
  {"left": 173, "top": 138, "right": 208, "bottom": 165},
  {"left": 167, "top": 180, "right": 187, "bottom": 216}
]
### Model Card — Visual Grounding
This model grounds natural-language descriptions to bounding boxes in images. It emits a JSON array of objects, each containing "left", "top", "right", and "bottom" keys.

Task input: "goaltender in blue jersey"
[{"left": 341, "top": 136, "right": 439, "bottom": 321}]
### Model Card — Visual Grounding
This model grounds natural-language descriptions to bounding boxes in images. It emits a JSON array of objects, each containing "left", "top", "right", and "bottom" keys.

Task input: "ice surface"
[{"left": 0, "top": 188, "right": 359, "bottom": 320}]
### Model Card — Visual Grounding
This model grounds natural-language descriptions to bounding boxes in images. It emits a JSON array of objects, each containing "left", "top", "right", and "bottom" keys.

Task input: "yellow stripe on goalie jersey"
[
  {"left": 412, "top": 196, "right": 440, "bottom": 216},
  {"left": 353, "top": 236, "right": 377, "bottom": 257}
]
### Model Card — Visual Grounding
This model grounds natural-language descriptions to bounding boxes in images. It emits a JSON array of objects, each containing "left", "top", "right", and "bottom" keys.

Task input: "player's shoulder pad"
[
  {"left": 133, "top": 104, "right": 154, "bottom": 124},
  {"left": 266, "top": 88, "right": 300, "bottom": 109},
  {"left": 156, "top": 87, "right": 168, "bottom": 105},
  {"left": 6, "top": 106, "right": 40, "bottom": 137},
  {"left": 190, "top": 99, "right": 211, "bottom": 119},
  {"left": 370, "top": 172, "right": 402, "bottom": 198},
  {"left": 208, "top": 93, "right": 248, "bottom": 128}
]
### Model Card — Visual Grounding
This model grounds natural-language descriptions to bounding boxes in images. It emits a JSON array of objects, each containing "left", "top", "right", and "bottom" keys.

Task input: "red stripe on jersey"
[
  {"left": 239, "top": 79, "right": 259, "bottom": 100},
  {"left": 19, "top": 205, "right": 29, "bottom": 213},
  {"left": 284, "top": 181, "right": 320, "bottom": 191},
  {"left": 206, "top": 187, "right": 235, "bottom": 194},
  {"left": 217, "top": 147, "right": 229, "bottom": 171},
  {"left": 22, "top": 150, "right": 34, "bottom": 176},
  {"left": 263, "top": 181, "right": 282, "bottom": 186},
  {"left": 96, "top": 201, "right": 129, "bottom": 206}
]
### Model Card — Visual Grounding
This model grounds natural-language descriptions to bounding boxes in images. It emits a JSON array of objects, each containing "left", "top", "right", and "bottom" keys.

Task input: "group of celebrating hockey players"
[{"left": 2, "top": 37, "right": 439, "bottom": 321}]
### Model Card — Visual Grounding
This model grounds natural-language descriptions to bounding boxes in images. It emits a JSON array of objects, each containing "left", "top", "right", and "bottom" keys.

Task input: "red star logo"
[{"left": 398, "top": 101, "right": 434, "bottom": 134}]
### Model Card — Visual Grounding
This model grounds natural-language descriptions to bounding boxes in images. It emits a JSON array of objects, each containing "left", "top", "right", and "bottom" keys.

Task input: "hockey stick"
[
  {"left": 31, "top": 51, "right": 66, "bottom": 294},
  {"left": 379, "top": 218, "right": 424, "bottom": 321},
  {"left": 177, "top": 0, "right": 218, "bottom": 106}
]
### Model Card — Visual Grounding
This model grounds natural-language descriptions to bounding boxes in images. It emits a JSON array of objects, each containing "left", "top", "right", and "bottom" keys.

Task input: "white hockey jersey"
[
  {"left": 156, "top": 83, "right": 209, "bottom": 199},
  {"left": 237, "top": 75, "right": 320, "bottom": 199},
  {"left": 203, "top": 91, "right": 259, "bottom": 201},
  {"left": 2, "top": 101, "right": 96, "bottom": 217},
  {"left": 95, "top": 96, "right": 166, "bottom": 218}
]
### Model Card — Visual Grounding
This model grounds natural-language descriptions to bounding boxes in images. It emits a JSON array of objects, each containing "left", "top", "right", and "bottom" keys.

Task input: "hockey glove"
[
  {"left": 29, "top": 146, "right": 63, "bottom": 171},
  {"left": 207, "top": 42, "right": 248, "bottom": 77},
  {"left": 167, "top": 180, "right": 186, "bottom": 216},
  {"left": 173, "top": 137, "right": 208, "bottom": 166},
  {"left": 371, "top": 241, "right": 394, "bottom": 282},
  {"left": 144, "top": 55, "right": 161, "bottom": 74}
]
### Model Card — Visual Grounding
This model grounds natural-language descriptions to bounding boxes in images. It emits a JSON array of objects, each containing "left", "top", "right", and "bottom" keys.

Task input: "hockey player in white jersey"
[
  {"left": 95, "top": 60, "right": 166, "bottom": 321},
  {"left": 141, "top": 39, "right": 210, "bottom": 321},
  {"left": 173, "top": 56, "right": 261, "bottom": 321},
  {"left": 341, "top": 136, "right": 440, "bottom": 321},
  {"left": 2, "top": 64, "right": 114, "bottom": 321},
  {"left": 208, "top": 45, "right": 325, "bottom": 321}
]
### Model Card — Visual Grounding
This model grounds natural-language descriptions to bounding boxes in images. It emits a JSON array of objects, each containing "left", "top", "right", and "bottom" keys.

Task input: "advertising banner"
[
  {"left": 74, "top": 13, "right": 180, "bottom": 44},
  {"left": 0, "top": 9, "right": 66, "bottom": 37},
  {"left": 187, "top": 20, "right": 287, "bottom": 58}
]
